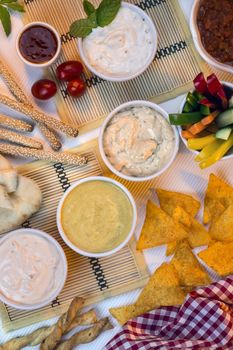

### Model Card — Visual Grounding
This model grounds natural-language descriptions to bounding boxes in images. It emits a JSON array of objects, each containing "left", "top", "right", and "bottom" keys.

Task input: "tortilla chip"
[
  {"left": 198, "top": 242, "right": 233, "bottom": 276},
  {"left": 166, "top": 241, "right": 178, "bottom": 256},
  {"left": 171, "top": 241, "right": 211, "bottom": 287},
  {"left": 156, "top": 188, "right": 200, "bottom": 218},
  {"left": 166, "top": 208, "right": 210, "bottom": 256},
  {"left": 137, "top": 201, "right": 187, "bottom": 250},
  {"left": 110, "top": 263, "right": 186, "bottom": 325},
  {"left": 109, "top": 304, "right": 146, "bottom": 326},
  {"left": 136, "top": 263, "right": 186, "bottom": 307},
  {"left": 203, "top": 174, "right": 233, "bottom": 224},
  {"left": 209, "top": 204, "right": 233, "bottom": 242}
]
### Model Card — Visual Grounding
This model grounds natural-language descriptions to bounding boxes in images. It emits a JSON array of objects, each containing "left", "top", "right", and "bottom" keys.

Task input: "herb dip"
[
  {"left": 103, "top": 106, "right": 175, "bottom": 177},
  {"left": 61, "top": 180, "right": 133, "bottom": 253},
  {"left": 82, "top": 7, "right": 154, "bottom": 76}
]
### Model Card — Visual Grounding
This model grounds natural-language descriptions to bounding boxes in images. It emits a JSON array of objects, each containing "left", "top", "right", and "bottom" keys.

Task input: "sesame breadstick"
[
  {"left": 0, "top": 58, "right": 31, "bottom": 106},
  {"left": 0, "top": 143, "right": 87, "bottom": 166},
  {"left": 0, "top": 128, "right": 43, "bottom": 149},
  {"left": 0, "top": 94, "right": 79, "bottom": 137},
  {"left": 38, "top": 123, "right": 62, "bottom": 151},
  {"left": 0, "top": 114, "right": 33, "bottom": 132}
]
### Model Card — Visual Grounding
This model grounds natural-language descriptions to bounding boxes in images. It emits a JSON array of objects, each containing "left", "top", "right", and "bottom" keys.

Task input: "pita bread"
[
  {"left": 0, "top": 185, "right": 13, "bottom": 210},
  {"left": 0, "top": 169, "right": 18, "bottom": 193},
  {"left": 0, "top": 176, "right": 42, "bottom": 234}
]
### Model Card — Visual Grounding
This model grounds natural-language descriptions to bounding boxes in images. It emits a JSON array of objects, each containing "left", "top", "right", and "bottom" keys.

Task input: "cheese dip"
[
  {"left": 61, "top": 180, "right": 133, "bottom": 253},
  {"left": 82, "top": 6, "right": 154, "bottom": 76},
  {"left": 0, "top": 232, "right": 63, "bottom": 305},
  {"left": 103, "top": 106, "right": 175, "bottom": 177}
]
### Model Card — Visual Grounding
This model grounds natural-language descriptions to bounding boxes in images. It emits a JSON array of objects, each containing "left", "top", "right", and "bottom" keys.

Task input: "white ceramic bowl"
[
  {"left": 99, "top": 100, "right": 179, "bottom": 182},
  {"left": 57, "top": 176, "right": 137, "bottom": 258},
  {"left": 16, "top": 22, "right": 61, "bottom": 68},
  {"left": 178, "top": 81, "right": 233, "bottom": 159},
  {"left": 0, "top": 228, "right": 67, "bottom": 310},
  {"left": 77, "top": 2, "right": 158, "bottom": 82},
  {"left": 190, "top": 0, "right": 233, "bottom": 74}
]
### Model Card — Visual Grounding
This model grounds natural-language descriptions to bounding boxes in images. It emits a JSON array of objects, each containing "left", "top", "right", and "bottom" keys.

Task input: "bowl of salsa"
[{"left": 190, "top": 0, "right": 233, "bottom": 74}]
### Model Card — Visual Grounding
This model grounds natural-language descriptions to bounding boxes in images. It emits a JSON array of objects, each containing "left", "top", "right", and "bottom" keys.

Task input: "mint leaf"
[
  {"left": 83, "top": 0, "right": 95, "bottom": 16},
  {"left": 70, "top": 17, "right": 94, "bottom": 38},
  {"left": 5, "top": 3, "right": 24, "bottom": 11},
  {"left": 89, "top": 11, "right": 97, "bottom": 28},
  {"left": 96, "top": 0, "right": 121, "bottom": 27},
  {"left": 0, "top": 4, "right": 11, "bottom": 36}
]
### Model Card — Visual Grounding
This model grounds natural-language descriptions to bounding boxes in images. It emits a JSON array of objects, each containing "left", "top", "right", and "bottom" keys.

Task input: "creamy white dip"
[
  {"left": 0, "top": 232, "right": 63, "bottom": 305},
  {"left": 103, "top": 106, "right": 175, "bottom": 177},
  {"left": 82, "top": 7, "right": 154, "bottom": 76}
]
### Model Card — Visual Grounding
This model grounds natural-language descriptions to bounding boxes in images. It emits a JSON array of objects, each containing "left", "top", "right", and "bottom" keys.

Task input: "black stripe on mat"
[
  {"left": 54, "top": 163, "right": 71, "bottom": 192},
  {"left": 89, "top": 258, "right": 109, "bottom": 291},
  {"left": 156, "top": 40, "right": 187, "bottom": 59},
  {"left": 137, "top": 0, "right": 166, "bottom": 10}
]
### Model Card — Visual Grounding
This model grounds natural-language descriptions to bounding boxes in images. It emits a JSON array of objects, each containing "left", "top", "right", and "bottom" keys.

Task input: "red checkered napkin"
[{"left": 105, "top": 276, "right": 233, "bottom": 350}]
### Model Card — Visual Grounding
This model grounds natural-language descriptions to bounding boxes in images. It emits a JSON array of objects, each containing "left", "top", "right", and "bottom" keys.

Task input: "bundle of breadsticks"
[
  {"left": 0, "top": 58, "right": 87, "bottom": 166},
  {"left": 0, "top": 297, "right": 113, "bottom": 350}
]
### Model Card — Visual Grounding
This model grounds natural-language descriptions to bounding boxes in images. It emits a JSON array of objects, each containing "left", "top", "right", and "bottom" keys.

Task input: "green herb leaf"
[
  {"left": 89, "top": 11, "right": 97, "bottom": 28},
  {"left": 5, "top": 2, "right": 24, "bottom": 12},
  {"left": 70, "top": 17, "right": 94, "bottom": 38},
  {"left": 0, "top": 4, "right": 11, "bottom": 36},
  {"left": 83, "top": 0, "right": 95, "bottom": 16},
  {"left": 96, "top": 0, "right": 121, "bottom": 27}
]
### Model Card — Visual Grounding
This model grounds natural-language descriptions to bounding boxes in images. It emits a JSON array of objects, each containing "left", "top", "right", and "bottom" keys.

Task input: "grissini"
[
  {"left": 56, "top": 318, "right": 113, "bottom": 350},
  {"left": 0, "top": 143, "right": 87, "bottom": 166},
  {"left": 40, "top": 297, "right": 85, "bottom": 350},
  {"left": 0, "top": 309, "right": 97, "bottom": 350},
  {"left": 0, "top": 58, "right": 71, "bottom": 150},
  {"left": 0, "top": 128, "right": 43, "bottom": 149},
  {"left": 0, "top": 114, "right": 33, "bottom": 132},
  {"left": 0, "top": 94, "right": 79, "bottom": 137},
  {"left": 39, "top": 123, "right": 62, "bottom": 151},
  {"left": 0, "top": 58, "right": 31, "bottom": 106}
]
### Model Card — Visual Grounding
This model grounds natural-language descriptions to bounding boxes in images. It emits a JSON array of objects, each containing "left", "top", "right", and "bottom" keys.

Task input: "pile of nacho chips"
[
  {"left": 110, "top": 174, "right": 233, "bottom": 325},
  {"left": 110, "top": 241, "right": 210, "bottom": 325},
  {"left": 137, "top": 174, "right": 233, "bottom": 277}
]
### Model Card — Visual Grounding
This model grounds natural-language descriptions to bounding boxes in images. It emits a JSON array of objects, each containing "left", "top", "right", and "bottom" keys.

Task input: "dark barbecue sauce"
[{"left": 19, "top": 25, "right": 58, "bottom": 64}]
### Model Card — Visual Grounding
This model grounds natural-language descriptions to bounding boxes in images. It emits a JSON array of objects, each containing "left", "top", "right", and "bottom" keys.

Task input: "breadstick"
[
  {"left": 40, "top": 297, "right": 85, "bottom": 350},
  {"left": 0, "top": 309, "right": 97, "bottom": 350},
  {"left": 0, "top": 94, "right": 79, "bottom": 137},
  {"left": 0, "top": 128, "right": 43, "bottom": 149},
  {"left": 56, "top": 318, "right": 113, "bottom": 350},
  {"left": 0, "top": 58, "right": 31, "bottom": 106},
  {"left": 0, "top": 143, "right": 87, "bottom": 166},
  {"left": 0, "top": 59, "right": 62, "bottom": 149},
  {"left": 38, "top": 123, "right": 62, "bottom": 151},
  {"left": 0, "top": 114, "right": 33, "bottom": 132}
]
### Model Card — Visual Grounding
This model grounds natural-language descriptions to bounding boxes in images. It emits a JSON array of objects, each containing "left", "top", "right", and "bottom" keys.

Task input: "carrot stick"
[{"left": 187, "top": 110, "right": 220, "bottom": 136}]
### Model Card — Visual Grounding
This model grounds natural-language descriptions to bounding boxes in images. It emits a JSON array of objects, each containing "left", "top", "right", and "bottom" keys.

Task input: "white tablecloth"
[{"left": 1, "top": 1, "right": 232, "bottom": 349}]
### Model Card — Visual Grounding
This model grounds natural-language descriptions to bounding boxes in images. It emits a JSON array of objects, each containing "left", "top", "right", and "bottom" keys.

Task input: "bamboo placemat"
[
  {"left": 0, "top": 139, "right": 151, "bottom": 332},
  {"left": 23, "top": 0, "right": 232, "bottom": 134}
]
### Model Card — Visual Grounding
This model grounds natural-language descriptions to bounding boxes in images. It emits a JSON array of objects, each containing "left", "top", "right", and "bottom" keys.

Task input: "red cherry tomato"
[
  {"left": 56, "top": 61, "right": 83, "bottom": 81},
  {"left": 31, "top": 79, "right": 57, "bottom": 100},
  {"left": 67, "top": 78, "right": 86, "bottom": 98}
]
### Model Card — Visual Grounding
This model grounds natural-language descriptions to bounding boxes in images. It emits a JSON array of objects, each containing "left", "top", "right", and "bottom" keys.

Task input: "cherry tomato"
[
  {"left": 67, "top": 78, "right": 86, "bottom": 98},
  {"left": 31, "top": 79, "right": 57, "bottom": 100},
  {"left": 56, "top": 61, "right": 84, "bottom": 81}
]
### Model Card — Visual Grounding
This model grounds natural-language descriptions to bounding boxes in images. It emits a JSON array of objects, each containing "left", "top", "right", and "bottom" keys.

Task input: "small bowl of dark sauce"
[{"left": 16, "top": 22, "right": 61, "bottom": 68}]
